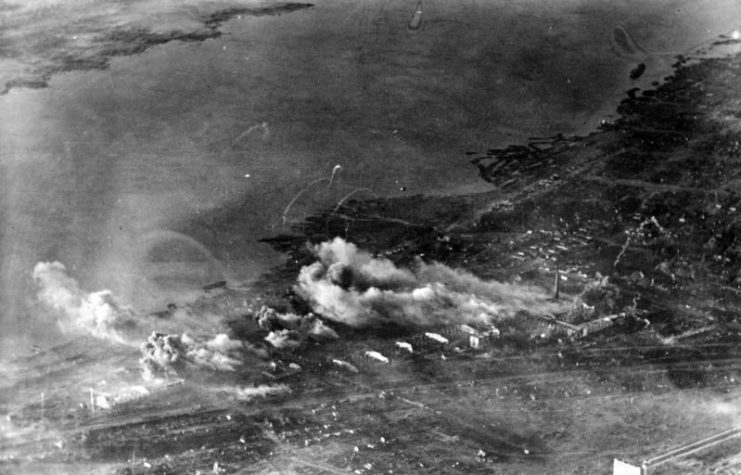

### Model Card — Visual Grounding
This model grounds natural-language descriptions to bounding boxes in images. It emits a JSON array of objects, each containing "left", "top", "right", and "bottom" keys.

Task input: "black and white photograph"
[{"left": 2, "top": 0, "right": 741, "bottom": 473}]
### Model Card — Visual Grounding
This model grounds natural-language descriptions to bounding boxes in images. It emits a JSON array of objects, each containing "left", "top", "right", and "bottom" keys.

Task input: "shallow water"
[{"left": 2, "top": 0, "right": 741, "bottom": 333}]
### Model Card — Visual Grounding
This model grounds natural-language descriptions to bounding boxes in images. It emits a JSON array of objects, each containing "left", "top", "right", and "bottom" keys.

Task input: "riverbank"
[
  {"left": 3, "top": 4, "right": 741, "bottom": 474},
  {"left": 265, "top": 43, "right": 741, "bottom": 338},
  {"left": 0, "top": 0, "right": 314, "bottom": 94},
  {"left": 254, "top": 44, "right": 741, "bottom": 473}
]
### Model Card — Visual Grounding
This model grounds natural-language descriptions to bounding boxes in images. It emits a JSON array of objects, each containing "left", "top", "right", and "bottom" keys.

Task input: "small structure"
[
  {"left": 332, "top": 359, "right": 359, "bottom": 373},
  {"left": 395, "top": 341, "right": 413, "bottom": 353},
  {"left": 410, "top": 324, "right": 499, "bottom": 352},
  {"left": 613, "top": 427, "right": 741, "bottom": 474},
  {"left": 407, "top": 1, "right": 423, "bottom": 30},
  {"left": 576, "top": 315, "right": 621, "bottom": 338},
  {"left": 613, "top": 459, "right": 644, "bottom": 475},
  {"left": 535, "top": 314, "right": 580, "bottom": 337},
  {"left": 469, "top": 334, "right": 485, "bottom": 349},
  {"left": 424, "top": 332, "right": 449, "bottom": 345},
  {"left": 457, "top": 324, "right": 500, "bottom": 349},
  {"left": 364, "top": 350, "right": 389, "bottom": 364},
  {"left": 203, "top": 280, "right": 227, "bottom": 292},
  {"left": 573, "top": 310, "right": 649, "bottom": 339}
]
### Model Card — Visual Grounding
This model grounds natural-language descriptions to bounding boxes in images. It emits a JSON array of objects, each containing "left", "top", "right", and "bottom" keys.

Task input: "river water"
[{"left": 2, "top": 0, "right": 740, "bottom": 338}]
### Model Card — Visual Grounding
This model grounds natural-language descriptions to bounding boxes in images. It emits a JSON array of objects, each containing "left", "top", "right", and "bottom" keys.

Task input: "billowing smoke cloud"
[
  {"left": 139, "top": 332, "right": 249, "bottom": 379},
  {"left": 32, "top": 261, "right": 135, "bottom": 344},
  {"left": 296, "top": 238, "right": 568, "bottom": 328},
  {"left": 256, "top": 305, "right": 338, "bottom": 350},
  {"left": 32, "top": 262, "right": 263, "bottom": 381},
  {"left": 265, "top": 329, "right": 302, "bottom": 350}
]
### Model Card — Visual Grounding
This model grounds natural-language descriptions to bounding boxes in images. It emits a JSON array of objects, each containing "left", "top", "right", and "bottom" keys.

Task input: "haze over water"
[{"left": 2, "top": 0, "right": 740, "bottom": 339}]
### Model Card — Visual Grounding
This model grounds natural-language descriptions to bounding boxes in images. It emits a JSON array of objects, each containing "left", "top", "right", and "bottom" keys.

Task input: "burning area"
[
  {"left": 28, "top": 255, "right": 349, "bottom": 392},
  {"left": 31, "top": 261, "right": 268, "bottom": 385},
  {"left": 296, "top": 237, "right": 569, "bottom": 328},
  {"left": 139, "top": 332, "right": 246, "bottom": 379},
  {"left": 32, "top": 262, "right": 137, "bottom": 345}
]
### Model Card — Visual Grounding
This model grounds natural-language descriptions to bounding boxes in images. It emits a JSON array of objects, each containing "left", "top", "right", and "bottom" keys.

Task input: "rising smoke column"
[
  {"left": 296, "top": 238, "right": 567, "bottom": 328},
  {"left": 139, "top": 332, "right": 247, "bottom": 379},
  {"left": 32, "top": 261, "right": 135, "bottom": 344},
  {"left": 32, "top": 262, "right": 254, "bottom": 380}
]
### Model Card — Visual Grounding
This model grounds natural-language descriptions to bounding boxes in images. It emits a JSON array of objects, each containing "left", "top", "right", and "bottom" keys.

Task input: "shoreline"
[
  {"left": 244, "top": 46, "right": 741, "bottom": 473},
  {"left": 4, "top": 5, "right": 741, "bottom": 474},
  {"left": 0, "top": 1, "right": 315, "bottom": 94}
]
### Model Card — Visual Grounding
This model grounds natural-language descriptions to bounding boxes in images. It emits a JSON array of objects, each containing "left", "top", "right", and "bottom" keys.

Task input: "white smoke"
[
  {"left": 296, "top": 238, "right": 568, "bottom": 328},
  {"left": 264, "top": 329, "right": 301, "bottom": 350},
  {"left": 185, "top": 333, "right": 244, "bottom": 372},
  {"left": 139, "top": 332, "right": 246, "bottom": 379},
  {"left": 212, "top": 384, "right": 291, "bottom": 401},
  {"left": 32, "top": 261, "right": 134, "bottom": 344},
  {"left": 256, "top": 305, "right": 338, "bottom": 349},
  {"left": 32, "top": 262, "right": 261, "bottom": 380},
  {"left": 307, "top": 318, "right": 339, "bottom": 340}
]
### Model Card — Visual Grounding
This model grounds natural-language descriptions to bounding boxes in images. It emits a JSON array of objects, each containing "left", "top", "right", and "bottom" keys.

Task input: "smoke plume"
[
  {"left": 139, "top": 332, "right": 247, "bottom": 379},
  {"left": 32, "top": 261, "right": 135, "bottom": 344},
  {"left": 212, "top": 384, "right": 291, "bottom": 401},
  {"left": 32, "top": 262, "right": 261, "bottom": 380},
  {"left": 296, "top": 238, "right": 567, "bottom": 328},
  {"left": 256, "top": 305, "right": 338, "bottom": 350}
]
